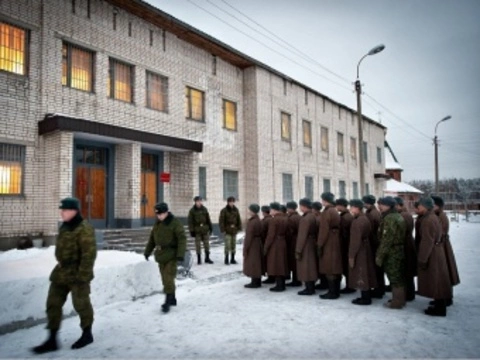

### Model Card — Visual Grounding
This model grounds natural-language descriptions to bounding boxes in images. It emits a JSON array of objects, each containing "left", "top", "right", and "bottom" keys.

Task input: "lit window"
[
  {"left": 146, "top": 71, "right": 168, "bottom": 112},
  {"left": 223, "top": 99, "right": 237, "bottom": 131},
  {"left": 0, "top": 143, "right": 25, "bottom": 195},
  {"left": 281, "top": 112, "right": 291, "bottom": 142},
  {"left": 185, "top": 87, "right": 205, "bottom": 121},
  {"left": 0, "top": 22, "right": 27, "bottom": 75},
  {"left": 108, "top": 58, "right": 133, "bottom": 103},
  {"left": 350, "top": 137, "right": 357, "bottom": 160},
  {"left": 62, "top": 43, "right": 94, "bottom": 92},
  {"left": 321, "top": 127, "right": 329, "bottom": 152},
  {"left": 303, "top": 120, "right": 312, "bottom": 147}
]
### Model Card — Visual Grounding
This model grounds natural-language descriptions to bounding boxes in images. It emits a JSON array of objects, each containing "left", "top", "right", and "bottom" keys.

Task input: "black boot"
[
  {"left": 205, "top": 251, "right": 214, "bottom": 264},
  {"left": 197, "top": 253, "right": 202, "bottom": 265},
  {"left": 298, "top": 281, "right": 315, "bottom": 295},
  {"left": 230, "top": 253, "right": 237, "bottom": 265},
  {"left": 425, "top": 299, "right": 447, "bottom": 317},
  {"left": 286, "top": 272, "right": 302, "bottom": 287},
  {"left": 385, "top": 284, "right": 392, "bottom": 292},
  {"left": 340, "top": 275, "right": 356, "bottom": 294},
  {"left": 262, "top": 275, "right": 275, "bottom": 284},
  {"left": 371, "top": 287, "right": 385, "bottom": 299},
  {"left": 225, "top": 254, "right": 229, "bottom": 265},
  {"left": 320, "top": 278, "right": 340, "bottom": 300},
  {"left": 245, "top": 278, "right": 261, "bottom": 288},
  {"left": 315, "top": 275, "right": 329, "bottom": 290},
  {"left": 32, "top": 329, "right": 59, "bottom": 354},
  {"left": 162, "top": 293, "right": 176, "bottom": 313},
  {"left": 270, "top": 276, "right": 286, "bottom": 292},
  {"left": 71, "top": 325, "right": 94, "bottom": 349},
  {"left": 352, "top": 290, "right": 372, "bottom": 305}
]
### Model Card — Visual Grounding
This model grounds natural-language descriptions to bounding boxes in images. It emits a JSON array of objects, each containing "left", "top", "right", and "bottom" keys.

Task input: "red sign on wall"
[{"left": 160, "top": 172, "right": 171, "bottom": 183}]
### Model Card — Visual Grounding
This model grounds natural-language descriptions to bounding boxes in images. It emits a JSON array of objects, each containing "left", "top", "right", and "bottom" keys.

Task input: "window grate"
[
  {"left": 199, "top": 167, "right": 207, "bottom": 200},
  {"left": 0, "top": 143, "right": 25, "bottom": 195},
  {"left": 0, "top": 22, "right": 27, "bottom": 75},
  {"left": 223, "top": 170, "right": 238, "bottom": 200},
  {"left": 282, "top": 173, "right": 293, "bottom": 203},
  {"left": 109, "top": 58, "right": 133, "bottom": 103},
  {"left": 146, "top": 71, "right": 168, "bottom": 112}
]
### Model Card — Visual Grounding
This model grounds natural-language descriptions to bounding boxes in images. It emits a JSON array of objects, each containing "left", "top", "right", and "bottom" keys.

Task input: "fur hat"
[
  {"left": 154, "top": 202, "right": 169, "bottom": 214},
  {"left": 261, "top": 205, "right": 270, "bottom": 214},
  {"left": 394, "top": 196, "right": 404, "bottom": 206},
  {"left": 312, "top": 201, "right": 323, "bottom": 211},
  {"left": 299, "top": 198, "right": 312, "bottom": 209},
  {"left": 249, "top": 204, "right": 260, "bottom": 214},
  {"left": 378, "top": 196, "right": 396, "bottom": 208},
  {"left": 418, "top": 197, "right": 434, "bottom": 210},
  {"left": 286, "top": 201, "right": 298, "bottom": 210},
  {"left": 321, "top": 192, "right": 335, "bottom": 204},
  {"left": 335, "top": 198, "right": 349, "bottom": 207},
  {"left": 362, "top": 195, "right": 376, "bottom": 205},
  {"left": 431, "top": 195, "right": 445, "bottom": 207},
  {"left": 270, "top": 202, "right": 281, "bottom": 211},
  {"left": 349, "top": 199, "right": 364, "bottom": 209},
  {"left": 59, "top": 197, "right": 80, "bottom": 210},
  {"left": 194, "top": 196, "right": 203, "bottom": 202}
]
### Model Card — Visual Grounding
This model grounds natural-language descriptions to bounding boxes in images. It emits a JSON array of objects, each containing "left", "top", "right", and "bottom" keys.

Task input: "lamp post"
[
  {"left": 355, "top": 44, "right": 385, "bottom": 197},
  {"left": 434, "top": 115, "right": 452, "bottom": 194}
]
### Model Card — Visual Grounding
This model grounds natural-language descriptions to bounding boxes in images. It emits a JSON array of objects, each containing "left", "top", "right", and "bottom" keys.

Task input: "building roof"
[
  {"left": 105, "top": 0, "right": 386, "bottom": 130},
  {"left": 384, "top": 140, "right": 403, "bottom": 171},
  {"left": 384, "top": 179, "right": 423, "bottom": 194}
]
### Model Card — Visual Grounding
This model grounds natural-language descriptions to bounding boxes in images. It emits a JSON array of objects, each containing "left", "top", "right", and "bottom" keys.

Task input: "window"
[
  {"left": 350, "top": 137, "right": 357, "bottom": 160},
  {"left": 321, "top": 127, "right": 329, "bottom": 152},
  {"left": 377, "top": 146, "right": 382, "bottom": 164},
  {"left": 223, "top": 170, "right": 238, "bottom": 200},
  {"left": 62, "top": 43, "right": 94, "bottom": 92},
  {"left": 363, "top": 141, "right": 368, "bottom": 163},
  {"left": 0, "top": 143, "right": 25, "bottom": 195},
  {"left": 199, "top": 167, "right": 207, "bottom": 200},
  {"left": 108, "top": 58, "right": 133, "bottom": 103},
  {"left": 323, "top": 178, "right": 331, "bottom": 193},
  {"left": 0, "top": 22, "right": 27, "bottom": 75},
  {"left": 282, "top": 173, "right": 293, "bottom": 203},
  {"left": 302, "top": 120, "right": 312, "bottom": 147},
  {"left": 223, "top": 99, "right": 237, "bottom": 131},
  {"left": 352, "top": 181, "right": 359, "bottom": 198},
  {"left": 281, "top": 112, "right": 291, "bottom": 142},
  {"left": 185, "top": 87, "right": 205, "bottom": 121},
  {"left": 365, "top": 183, "right": 370, "bottom": 196},
  {"left": 305, "top": 176, "right": 314, "bottom": 200},
  {"left": 339, "top": 180, "right": 346, "bottom": 199},
  {"left": 146, "top": 71, "right": 168, "bottom": 112},
  {"left": 337, "top": 132, "right": 344, "bottom": 157}
]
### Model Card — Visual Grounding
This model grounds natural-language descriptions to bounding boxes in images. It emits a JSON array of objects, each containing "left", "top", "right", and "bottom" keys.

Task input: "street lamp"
[
  {"left": 355, "top": 44, "right": 385, "bottom": 197},
  {"left": 434, "top": 115, "right": 452, "bottom": 194}
]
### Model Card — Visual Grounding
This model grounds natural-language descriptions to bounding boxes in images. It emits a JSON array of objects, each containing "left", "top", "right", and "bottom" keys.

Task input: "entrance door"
[
  {"left": 74, "top": 146, "right": 108, "bottom": 228},
  {"left": 141, "top": 153, "right": 158, "bottom": 226}
]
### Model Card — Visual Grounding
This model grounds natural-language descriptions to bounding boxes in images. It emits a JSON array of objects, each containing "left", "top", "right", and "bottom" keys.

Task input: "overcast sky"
[{"left": 148, "top": 0, "right": 480, "bottom": 181}]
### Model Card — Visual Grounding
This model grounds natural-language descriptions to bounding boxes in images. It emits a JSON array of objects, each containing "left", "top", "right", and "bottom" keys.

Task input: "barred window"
[
  {"left": 363, "top": 141, "right": 368, "bottom": 163},
  {"left": 337, "top": 132, "right": 344, "bottom": 157},
  {"left": 305, "top": 176, "right": 314, "bottom": 200},
  {"left": 223, "top": 170, "right": 238, "bottom": 200},
  {"left": 321, "top": 127, "right": 329, "bottom": 152},
  {"left": 365, "top": 183, "right": 370, "bottom": 196},
  {"left": 282, "top": 173, "right": 293, "bottom": 203},
  {"left": 350, "top": 137, "right": 357, "bottom": 160},
  {"left": 146, "top": 71, "right": 168, "bottom": 112},
  {"left": 339, "top": 180, "right": 346, "bottom": 199},
  {"left": 352, "top": 181, "right": 359, "bottom": 198},
  {"left": 199, "top": 166, "right": 207, "bottom": 200},
  {"left": 0, "top": 143, "right": 25, "bottom": 195},
  {"left": 185, "top": 87, "right": 205, "bottom": 121},
  {"left": 108, "top": 58, "right": 133, "bottom": 103},
  {"left": 62, "top": 43, "right": 94, "bottom": 92},
  {"left": 223, "top": 99, "right": 237, "bottom": 131},
  {"left": 377, "top": 146, "right": 382, "bottom": 164},
  {"left": 323, "top": 178, "right": 331, "bottom": 193},
  {"left": 0, "top": 22, "right": 27, "bottom": 75},
  {"left": 303, "top": 120, "right": 312, "bottom": 147},
  {"left": 281, "top": 112, "right": 291, "bottom": 142}
]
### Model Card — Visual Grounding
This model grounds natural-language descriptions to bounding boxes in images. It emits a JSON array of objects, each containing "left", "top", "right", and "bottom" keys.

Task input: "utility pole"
[{"left": 434, "top": 115, "right": 452, "bottom": 194}]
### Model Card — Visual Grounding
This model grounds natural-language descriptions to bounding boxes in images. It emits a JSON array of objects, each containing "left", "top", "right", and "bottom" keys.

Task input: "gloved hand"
[
  {"left": 418, "top": 261, "right": 428, "bottom": 270},
  {"left": 295, "top": 252, "right": 302, "bottom": 261},
  {"left": 190, "top": 231, "right": 196, "bottom": 238},
  {"left": 177, "top": 257, "right": 184, "bottom": 262},
  {"left": 145, "top": 254, "right": 150, "bottom": 261},
  {"left": 349, "top": 257, "right": 355, "bottom": 269}
]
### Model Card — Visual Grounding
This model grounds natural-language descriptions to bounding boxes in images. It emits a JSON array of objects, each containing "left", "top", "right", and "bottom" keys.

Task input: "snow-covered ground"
[{"left": 0, "top": 221, "right": 479, "bottom": 359}]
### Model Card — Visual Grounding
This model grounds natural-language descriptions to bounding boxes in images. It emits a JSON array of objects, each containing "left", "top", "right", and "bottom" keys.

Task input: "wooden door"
[
  {"left": 75, "top": 167, "right": 89, "bottom": 219},
  {"left": 141, "top": 172, "right": 157, "bottom": 219},
  {"left": 90, "top": 167, "right": 106, "bottom": 219}
]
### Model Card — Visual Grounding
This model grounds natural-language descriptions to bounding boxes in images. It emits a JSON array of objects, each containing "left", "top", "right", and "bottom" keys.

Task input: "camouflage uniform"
[
  {"left": 376, "top": 210, "right": 406, "bottom": 287},
  {"left": 219, "top": 205, "right": 242, "bottom": 255},
  {"left": 47, "top": 214, "right": 96, "bottom": 331},
  {"left": 188, "top": 205, "right": 213, "bottom": 254},
  {"left": 144, "top": 213, "right": 187, "bottom": 294}
]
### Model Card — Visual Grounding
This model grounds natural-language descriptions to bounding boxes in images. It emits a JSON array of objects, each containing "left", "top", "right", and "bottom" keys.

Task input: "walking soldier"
[
  {"left": 144, "top": 203, "right": 187, "bottom": 313},
  {"left": 219, "top": 196, "right": 242, "bottom": 265},
  {"left": 243, "top": 204, "right": 264, "bottom": 288},
  {"left": 286, "top": 201, "right": 302, "bottom": 287},
  {"left": 336, "top": 198, "right": 355, "bottom": 294},
  {"left": 32, "top": 197, "right": 96, "bottom": 354},
  {"left": 188, "top": 196, "right": 214, "bottom": 265}
]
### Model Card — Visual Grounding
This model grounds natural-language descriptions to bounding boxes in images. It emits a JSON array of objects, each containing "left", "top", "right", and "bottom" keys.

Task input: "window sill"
[
  {"left": 146, "top": 106, "right": 169, "bottom": 114},
  {"left": 186, "top": 117, "right": 205, "bottom": 123},
  {"left": 0, "top": 69, "right": 27, "bottom": 78},
  {"left": 223, "top": 126, "right": 237, "bottom": 132},
  {"left": 108, "top": 97, "right": 135, "bottom": 105},
  {"left": 63, "top": 85, "right": 95, "bottom": 94}
]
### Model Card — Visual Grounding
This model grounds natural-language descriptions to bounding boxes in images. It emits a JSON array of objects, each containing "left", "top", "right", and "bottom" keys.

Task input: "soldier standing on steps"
[
  {"left": 219, "top": 196, "right": 242, "bottom": 265},
  {"left": 144, "top": 203, "right": 187, "bottom": 314},
  {"left": 188, "top": 196, "right": 214, "bottom": 265},
  {"left": 32, "top": 197, "right": 96, "bottom": 354}
]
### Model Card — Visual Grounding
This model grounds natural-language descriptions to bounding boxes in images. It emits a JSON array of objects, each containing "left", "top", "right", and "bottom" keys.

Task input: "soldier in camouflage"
[
  {"left": 144, "top": 203, "right": 187, "bottom": 313},
  {"left": 32, "top": 197, "right": 97, "bottom": 354},
  {"left": 376, "top": 196, "right": 407, "bottom": 309},
  {"left": 219, "top": 196, "right": 242, "bottom": 265},
  {"left": 188, "top": 196, "right": 214, "bottom": 265}
]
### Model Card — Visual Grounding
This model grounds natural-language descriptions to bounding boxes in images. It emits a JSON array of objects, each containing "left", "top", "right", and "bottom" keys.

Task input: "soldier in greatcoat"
[
  {"left": 336, "top": 198, "right": 355, "bottom": 294},
  {"left": 431, "top": 195, "right": 460, "bottom": 307},
  {"left": 264, "top": 202, "right": 289, "bottom": 292},
  {"left": 348, "top": 199, "right": 377, "bottom": 305},
  {"left": 416, "top": 197, "right": 452, "bottom": 316},
  {"left": 243, "top": 204, "right": 264, "bottom": 288},
  {"left": 317, "top": 192, "right": 343, "bottom": 300},
  {"left": 413, "top": 201, "right": 423, "bottom": 252},
  {"left": 286, "top": 201, "right": 302, "bottom": 287},
  {"left": 312, "top": 201, "right": 328, "bottom": 290},
  {"left": 295, "top": 198, "right": 318, "bottom": 295},
  {"left": 261, "top": 205, "right": 274, "bottom": 284}
]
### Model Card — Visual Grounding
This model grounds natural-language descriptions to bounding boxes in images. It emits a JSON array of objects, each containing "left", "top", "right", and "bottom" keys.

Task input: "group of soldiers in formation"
[{"left": 30, "top": 191, "right": 460, "bottom": 354}]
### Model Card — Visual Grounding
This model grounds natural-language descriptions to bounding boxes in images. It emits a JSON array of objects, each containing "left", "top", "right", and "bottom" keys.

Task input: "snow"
[
  {"left": 385, "top": 147, "right": 403, "bottom": 171},
  {"left": 0, "top": 222, "right": 479, "bottom": 358},
  {"left": 384, "top": 178, "right": 423, "bottom": 194}
]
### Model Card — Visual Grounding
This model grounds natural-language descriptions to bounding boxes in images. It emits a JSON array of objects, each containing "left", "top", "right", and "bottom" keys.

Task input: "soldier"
[
  {"left": 413, "top": 201, "right": 423, "bottom": 252},
  {"left": 363, "top": 195, "right": 384, "bottom": 299},
  {"left": 264, "top": 202, "right": 289, "bottom": 292},
  {"left": 312, "top": 201, "right": 328, "bottom": 290},
  {"left": 286, "top": 201, "right": 302, "bottom": 287},
  {"left": 243, "top": 204, "right": 264, "bottom": 288},
  {"left": 295, "top": 198, "right": 318, "bottom": 295},
  {"left": 336, "top": 198, "right": 355, "bottom": 294},
  {"left": 348, "top": 199, "right": 377, "bottom": 305},
  {"left": 317, "top": 192, "right": 342, "bottom": 300},
  {"left": 188, "top": 196, "right": 214, "bottom": 265},
  {"left": 261, "top": 205, "right": 275, "bottom": 284},
  {"left": 144, "top": 203, "right": 187, "bottom": 313},
  {"left": 431, "top": 195, "right": 460, "bottom": 307},
  {"left": 32, "top": 197, "right": 96, "bottom": 354},
  {"left": 376, "top": 197, "right": 407, "bottom": 309},
  {"left": 394, "top": 197, "right": 417, "bottom": 302},
  {"left": 416, "top": 197, "right": 452, "bottom": 316},
  {"left": 219, "top": 196, "right": 242, "bottom": 265}
]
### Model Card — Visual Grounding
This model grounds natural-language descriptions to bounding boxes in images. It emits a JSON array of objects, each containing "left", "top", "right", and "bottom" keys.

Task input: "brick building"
[{"left": 0, "top": 0, "right": 386, "bottom": 248}]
